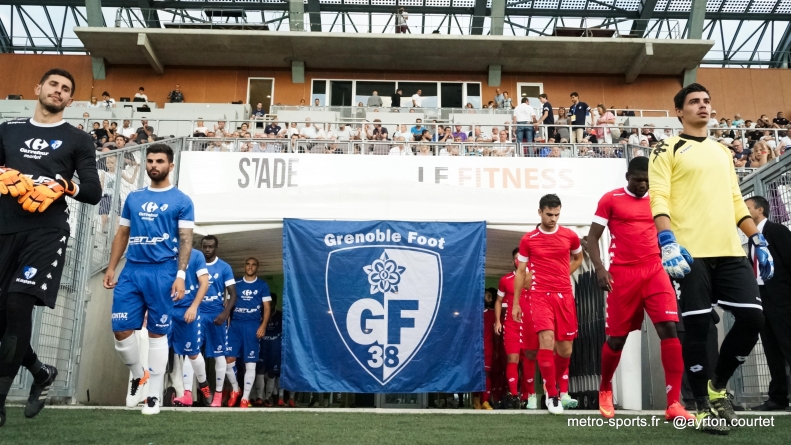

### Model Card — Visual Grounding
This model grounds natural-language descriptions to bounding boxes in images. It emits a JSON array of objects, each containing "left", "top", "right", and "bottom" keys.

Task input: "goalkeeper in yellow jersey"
[{"left": 649, "top": 83, "right": 774, "bottom": 435}]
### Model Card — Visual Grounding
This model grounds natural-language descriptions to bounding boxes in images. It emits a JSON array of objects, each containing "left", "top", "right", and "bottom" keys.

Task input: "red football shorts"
[
  {"left": 606, "top": 262, "right": 679, "bottom": 337},
  {"left": 503, "top": 299, "right": 525, "bottom": 355},
  {"left": 530, "top": 292, "right": 578, "bottom": 341}
]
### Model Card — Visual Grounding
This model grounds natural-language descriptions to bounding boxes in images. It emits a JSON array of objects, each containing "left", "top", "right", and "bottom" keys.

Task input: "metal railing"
[{"left": 270, "top": 105, "right": 670, "bottom": 119}]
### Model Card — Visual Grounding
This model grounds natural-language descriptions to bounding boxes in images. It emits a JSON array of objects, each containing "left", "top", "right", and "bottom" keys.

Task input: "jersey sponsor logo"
[
  {"left": 203, "top": 294, "right": 221, "bottom": 302},
  {"left": 23, "top": 266, "right": 38, "bottom": 280},
  {"left": 329, "top": 248, "right": 441, "bottom": 386},
  {"left": 142, "top": 202, "right": 159, "bottom": 213},
  {"left": 234, "top": 307, "right": 259, "bottom": 314},
  {"left": 111, "top": 312, "right": 128, "bottom": 320},
  {"left": 19, "top": 138, "right": 59, "bottom": 159},
  {"left": 129, "top": 233, "right": 170, "bottom": 246}
]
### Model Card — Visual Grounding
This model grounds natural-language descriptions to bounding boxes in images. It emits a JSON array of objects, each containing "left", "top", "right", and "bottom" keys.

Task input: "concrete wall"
[
  {"left": 75, "top": 259, "right": 129, "bottom": 406},
  {"left": 2, "top": 54, "right": 790, "bottom": 122}
]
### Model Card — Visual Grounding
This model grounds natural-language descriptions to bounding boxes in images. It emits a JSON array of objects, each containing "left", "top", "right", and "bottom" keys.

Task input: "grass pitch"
[{"left": 1, "top": 407, "right": 789, "bottom": 444}]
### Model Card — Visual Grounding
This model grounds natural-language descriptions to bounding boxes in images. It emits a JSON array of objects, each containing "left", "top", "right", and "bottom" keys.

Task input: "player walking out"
[
  {"left": 199, "top": 235, "right": 239, "bottom": 407},
  {"left": 475, "top": 289, "right": 496, "bottom": 410},
  {"left": 513, "top": 194, "right": 583, "bottom": 415},
  {"left": 256, "top": 292, "right": 291, "bottom": 407},
  {"left": 649, "top": 83, "right": 773, "bottom": 434},
  {"left": 227, "top": 257, "right": 271, "bottom": 408},
  {"left": 587, "top": 157, "right": 694, "bottom": 421},
  {"left": 494, "top": 248, "right": 539, "bottom": 410},
  {"left": 171, "top": 248, "right": 212, "bottom": 407},
  {"left": 0, "top": 68, "right": 101, "bottom": 426},
  {"left": 104, "top": 144, "right": 194, "bottom": 415}
]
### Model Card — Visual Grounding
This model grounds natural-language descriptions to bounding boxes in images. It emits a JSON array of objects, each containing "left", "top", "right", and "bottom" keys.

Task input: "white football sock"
[
  {"left": 226, "top": 361, "right": 240, "bottom": 392},
  {"left": 214, "top": 356, "right": 227, "bottom": 393},
  {"left": 265, "top": 374, "right": 275, "bottom": 400},
  {"left": 190, "top": 354, "right": 208, "bottom": 385},
  {"left": 182, "top": 357, "right": 194, "bottom": 392},
  {"left": 255, "top": 374, "right": 265, "bottom": 400},
  {"left": 276, "top": 376, "right": 283, "bottom": 399},
  {"left": 242, "top": 363, "right": 256, "bottom": 401},
  {"left": 147, "top": 335, "right": 169, "bottom": 402},
  {"left": 114, "top": 333, "right": 144, "bottom": 379}
]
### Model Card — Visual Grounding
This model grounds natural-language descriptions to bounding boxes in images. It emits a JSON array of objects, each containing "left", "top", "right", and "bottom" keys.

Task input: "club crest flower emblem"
[{"left": 363, "top": 252, "right": 406, "bottom": 294}]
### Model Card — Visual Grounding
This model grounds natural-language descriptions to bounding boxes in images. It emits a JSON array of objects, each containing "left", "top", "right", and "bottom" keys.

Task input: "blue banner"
[{"left": 281, "top": 219, "right": 486, "bottom": 393}]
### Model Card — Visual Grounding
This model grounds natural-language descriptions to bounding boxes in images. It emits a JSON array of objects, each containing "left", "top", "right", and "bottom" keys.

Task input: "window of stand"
[{"left": 310, "top": 79, "right": 482, "bottom": 109}]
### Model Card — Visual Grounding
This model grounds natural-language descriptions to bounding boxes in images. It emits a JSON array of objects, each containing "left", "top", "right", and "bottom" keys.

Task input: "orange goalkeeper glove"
[
  {"left": 18, "top": 178, "right": 78, "bottom": 213},
  {"left": 0, "top": 166, "right": 34, "bottom": 197}
]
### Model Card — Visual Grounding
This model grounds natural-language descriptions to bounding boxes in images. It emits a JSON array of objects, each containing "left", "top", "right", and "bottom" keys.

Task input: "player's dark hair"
[
  {"left": 673, "top": 83, "right": 709, "bottom": 111},
  {"left": 539, "top": 93, "right": 548, "bottom": 99},
  {"left": 39, "top": 68, "right": 76, "bottom": 94},
  {"left": 539, "top": 193, "right": 562, "bottom": 210},
  {"left": 627, "top": 156, "right": 649, "bottom": 175},
  {"left": 246, "top": 257, "right": 259, "bottom": 265},
  {"left": 748, "top": 196, "right": 771, "bottom": 219},
  {"left": 512, "top": 247, "right": 519, "bottom": 257},
  {"left": 202, "top": 235, "right": 219, "bottom": 247},
  {"left": 270, "top": 292, "right": 278, "bottom": 308},
  {"left": 570, "top": 92, "right": 579, "bottom": 98},
  {"left": 146, "top": 143, "right": 174, "bottom": 163},
  {"left": 484, "top": 287, "right": 497, "bottom": 309}
]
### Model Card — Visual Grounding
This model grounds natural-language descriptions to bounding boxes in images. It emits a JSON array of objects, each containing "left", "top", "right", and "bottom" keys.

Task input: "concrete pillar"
[
  {"left": 289, "top": 0, "right": 305, "bottom": 32},
  {"left": 683, "top": 0, "right": 706, "bottom": 86},
  {"left": 488, "top": 65, "right": 501, "bottom": 87},
  {"left": 490, "top": 0, "right": 505, "bottom": 36},
  {"left": 292, "top": 60, "right": 305, "bottom": 84},
  {"left": 85, "top": 0, "right": 106, "bottom": 80}
]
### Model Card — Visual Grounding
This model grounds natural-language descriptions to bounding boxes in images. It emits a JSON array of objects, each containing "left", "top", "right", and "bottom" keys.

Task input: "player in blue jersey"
[
  {"left": 227, "top": 257, "right": 271, "bottom": 408},
  {"left": 103, "top": 144, "right": 194, "bottom": 415},
  {"left": 255, "top": 292, "right": 290, "bottom": 407},
  {"left": 170, "top": 248, "right": 212, "bottom": 407},
  {"left": 199, "top": 235, "right": 239, "bottom": 407}
]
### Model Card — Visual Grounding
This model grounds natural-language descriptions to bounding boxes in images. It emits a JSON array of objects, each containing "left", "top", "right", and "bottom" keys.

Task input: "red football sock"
[
  {"left": 600, "top": 341, "right": 622, "bottom": 392},
  {"left": 661, "top": 338, "right": 684, "bottom": 406},
  {"left": 537, "top": 349, "right": 557, "bottom": 397},
  {"left": 521, "top": 359, "right": 536, "bottom": 398},
  {"left": 554, "top": 354, "right": 570, "bottom": 394},
  {"left": 506, "top": 362, "right": 519, "bottom": 395}
]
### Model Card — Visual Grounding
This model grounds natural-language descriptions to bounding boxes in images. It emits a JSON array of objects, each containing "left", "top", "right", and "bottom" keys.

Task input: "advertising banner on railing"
[
  {"left": 281, "top": 219, "right": 485, "bottom": 393},
  {"left": 178, "top": 153, "right": 626, "bottom": 225}
]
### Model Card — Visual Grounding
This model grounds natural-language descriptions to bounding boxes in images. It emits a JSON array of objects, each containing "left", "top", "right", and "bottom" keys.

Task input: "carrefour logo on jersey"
[
  {"left": 139, "top": 202, "right": 168, "bottom": 221},
  {"left": 241, "top": 289, "right": 258, "bottom": 300},
  {"left": 19, "top": 138, "right": 62, "bottom": 159}
]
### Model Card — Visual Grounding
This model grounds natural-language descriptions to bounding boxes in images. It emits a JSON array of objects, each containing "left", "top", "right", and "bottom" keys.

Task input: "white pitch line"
[{"left": 44, "top": 406, "right": 791, "bottom": 416}]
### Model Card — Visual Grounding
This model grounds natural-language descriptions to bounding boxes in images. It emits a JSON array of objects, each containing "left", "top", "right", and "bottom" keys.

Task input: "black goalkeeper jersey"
[{"left": 0, "top": 118, "right": 102, "bottom": 234}]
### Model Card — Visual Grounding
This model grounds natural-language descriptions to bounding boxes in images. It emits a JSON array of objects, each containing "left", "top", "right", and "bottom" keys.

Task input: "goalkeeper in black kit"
[
  {"left": 0, "top": 69, "right": 101, "bottom": 426},
  {"left": 649, "top": 83, "right": 773, "bottom": 435}
]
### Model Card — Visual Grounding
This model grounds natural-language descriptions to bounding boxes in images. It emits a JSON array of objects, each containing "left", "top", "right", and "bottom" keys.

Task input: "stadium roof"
[{"left": 1, "top": 0, "right": 790, "bottom": 67}]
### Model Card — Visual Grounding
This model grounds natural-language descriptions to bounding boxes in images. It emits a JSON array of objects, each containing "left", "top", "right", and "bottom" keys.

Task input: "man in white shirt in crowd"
[
  {"left": 412, "top": 90, "right": 423, "bottom": 108},
  {"left": 389, "top": 137, "right": 413, "bottom": 155},
  {"left": 214, "top": 121, "right": 230, "bottom": 138},
  {"left": 469, "top": 126, "right": 491, "bottom": 142},
  {"left": 393, "top": 124, "right": 411, "bottom": 141},
  {"left": 336, "top": 123, "right": 354, "bottom": 141},
  {"left": 513, "top": 97, "right": 537, "bottom": 144},
  {"left": 779, "top": 129, "right": 791, "bottom": 153},
  {"left": 708, "top": 110, "right": 719, "bottom": 128},
  {"left": 367, "top": 91, "right": 383, "bottom": 108},
  {"left": 194, "top": 119, "right": 208, "bottom": 137},
  {"left": 299, "top": 118, "right": 318, "bottom": 139},
  {"left": 134, "top": 87, "right": 148, "bottom": 102},
  {"left": 120, "top": 120, "right": 136, "bottom": 139}
]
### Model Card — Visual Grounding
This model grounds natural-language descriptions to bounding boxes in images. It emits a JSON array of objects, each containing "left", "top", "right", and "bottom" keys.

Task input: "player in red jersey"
[
  {"left": 494, "top": 248, "right": 538, "bottom": 410},
  {"left": 587, "top": 157, "right": 694, "bottom": 421},
  {"left": 475, "top": 288, "right": 497, "bottom": 410},
  {"left": 513, "top": 194, "right": 583, "bottom": 415}
]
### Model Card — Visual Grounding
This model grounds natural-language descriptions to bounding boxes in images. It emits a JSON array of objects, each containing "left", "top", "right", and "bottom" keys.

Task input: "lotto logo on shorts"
[{"left": 328, "top": 248, "right": 440, "bottom": 385}]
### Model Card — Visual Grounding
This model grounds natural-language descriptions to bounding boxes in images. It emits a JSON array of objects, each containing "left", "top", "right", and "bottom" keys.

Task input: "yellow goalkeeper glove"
[
  {"left": 18, "top": 178, "right": 78, "bottom": 213},
  {"left": 0, "top": 166, "right": 34, "bottom": 197}
]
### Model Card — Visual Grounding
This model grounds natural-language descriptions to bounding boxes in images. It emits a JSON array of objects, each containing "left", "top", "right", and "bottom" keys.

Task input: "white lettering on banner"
[{"left": 180, "top": 153, "right": 627, "bottom": 225}]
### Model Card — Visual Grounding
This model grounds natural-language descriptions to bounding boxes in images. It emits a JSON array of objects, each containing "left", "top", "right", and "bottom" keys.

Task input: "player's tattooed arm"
[{"left": 178, "top": 228, "right": 193, "bottom": 272}]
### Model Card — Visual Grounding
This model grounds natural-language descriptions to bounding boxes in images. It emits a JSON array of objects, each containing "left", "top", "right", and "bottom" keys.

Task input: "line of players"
[
  {"left": 477, "top": 160, "right": 695, "bottom": 422},
  {"left": 102, "top": 144, "right": 289, "bottom": 414}
]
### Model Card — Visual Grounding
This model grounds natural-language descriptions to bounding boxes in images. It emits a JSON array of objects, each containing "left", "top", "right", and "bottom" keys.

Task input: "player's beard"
[
  {"left": 147, "top": 168, "right": 169, "bottom": 182},
  {"left": 39, "top": 91, "right": 68, "bottom": 114}
]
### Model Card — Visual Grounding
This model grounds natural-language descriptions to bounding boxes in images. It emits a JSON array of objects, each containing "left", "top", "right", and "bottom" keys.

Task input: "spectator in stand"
[
  {"left": 416, "top": 142, "right": 433, "bottom": 156},
  {"left": 465, "top": 103, "right": 475, "bottom": 111},
  {"left": 93, "top": 121, "right": 108, "bottom": 143},
  {"left": 76, "top": 123, "right": 84, "bottom": 131},
  {"left": 393, "top": 124, "right": 411, "bottom": 141},
  {"left": 513, "top": 97, "right": 537, "bottom": 143},
  {"left": 389, "top": 137, "right": 412, "bottom": 156},
  {"left": 395, "top": 7, "right": 409, "bottom": 33},
  {"left": 779, "top": 128, "right": 791, "bottom": 152},
  {"left": 299, "top": 118, "right": 318, "bottom": 139},
  {"left": 641, "top": 125, "right": 658, "bottom": 145},
  {"left": 437, "top": 127, "right": 453, "bottom": 143},
  {"left": 251, "top": 103, "right": 266, "bottom": 120},
  {"left": 391, "top": 89, "right": 403, "bottom": 108},
  {"left": 707, "top": 110, "right": 719, "bottom": 127},
  {"left": 239, "top": 122, "right": 250, "bottom": 134},
  {"left": 555, "top": 107, "right": 570, "bottom": 143},
  {"left": 733, "top": 114, "right": 744, "bottom": 127},
  {"left": 623, "top": 105, "right": 636, "bottom": 117},
  {"left": 371, "top": 119, "right": 388, "bottom": 140},
  {"left": 469, "top": 126, "right": 491, "bottom": 142},
  {"left": 119, "top": 120, "right": 136, "bottom": 139},
  {"left": 487, "top": 101, "right": 495, "bottom": 109},
  {"left": 761, "top": 129, "right": 778, "bottom": 151},
  {"left": 410, "top": 119, "right": 425, "bottom": 141},
  {"left": 193, "top": 119, "right": 208, "bottom": 137},
  {"left": 167, "top": 84, "right": 184, "bottom": 103},
  {"left": 264, "top": 120, "right": 282, "bottom": 136},
  {"left": 134, "top": 87, "right": 148, "bottom": 102},
  {"left": 502, "top": 92, "right": 513, "bottom": 110},
  {"left": 214, "top": 121, "right": 230, "bottom": 138},
  {"left": 569, "top": 92, "right": 589, "bottom": 144},
  {"left": 101, "top": 92, "right": 115, "bottom": 108},
  {"left": 135, "top": 119, "right": 154, "bottom": 143},
  {"left": 88, "top": 96, "right": 101, "bottom": 108},
  {"left": 494, "top": 89, "right": 504, "bottom": 109},
  {"left": 773, "top": 112, "right": 789, "bottom": 127},
  {"left": 419, "top": 129, "right": 433, "bottom": 143},
  {"left": 452, "top": 125, "right": 468, "bottom": 142},
  {"left": 412, "top": 90, "right": 423, "bottom": 108},
  {"left": 750, "top": 143, "right": 776, "bottom": 169},
  {"left": 537, "top": 94, "right": 555, "bottom": 141},
  {"left": 83, "top": 112, "right": 90, "bottom": 119},
  {"left": 367, "top": 91, "right": 383, "bottom": 107},
  {"left": 336, "top": 123, "right": 354, "bottom": 141},
  {"left": 595, "top": 104, "right": 616, "bottom": 144},
  {"left": 490, "top": 126, "right": 500, "bottom": 141},
  {"left": 314, "top": 99, "right": 321, "bottom": 107},
  {"left": 628, "top": 128, "right": 647, "bottom": 146},
  {"left": 732, "top": 139, "right": 751, "bottom": 168}
]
